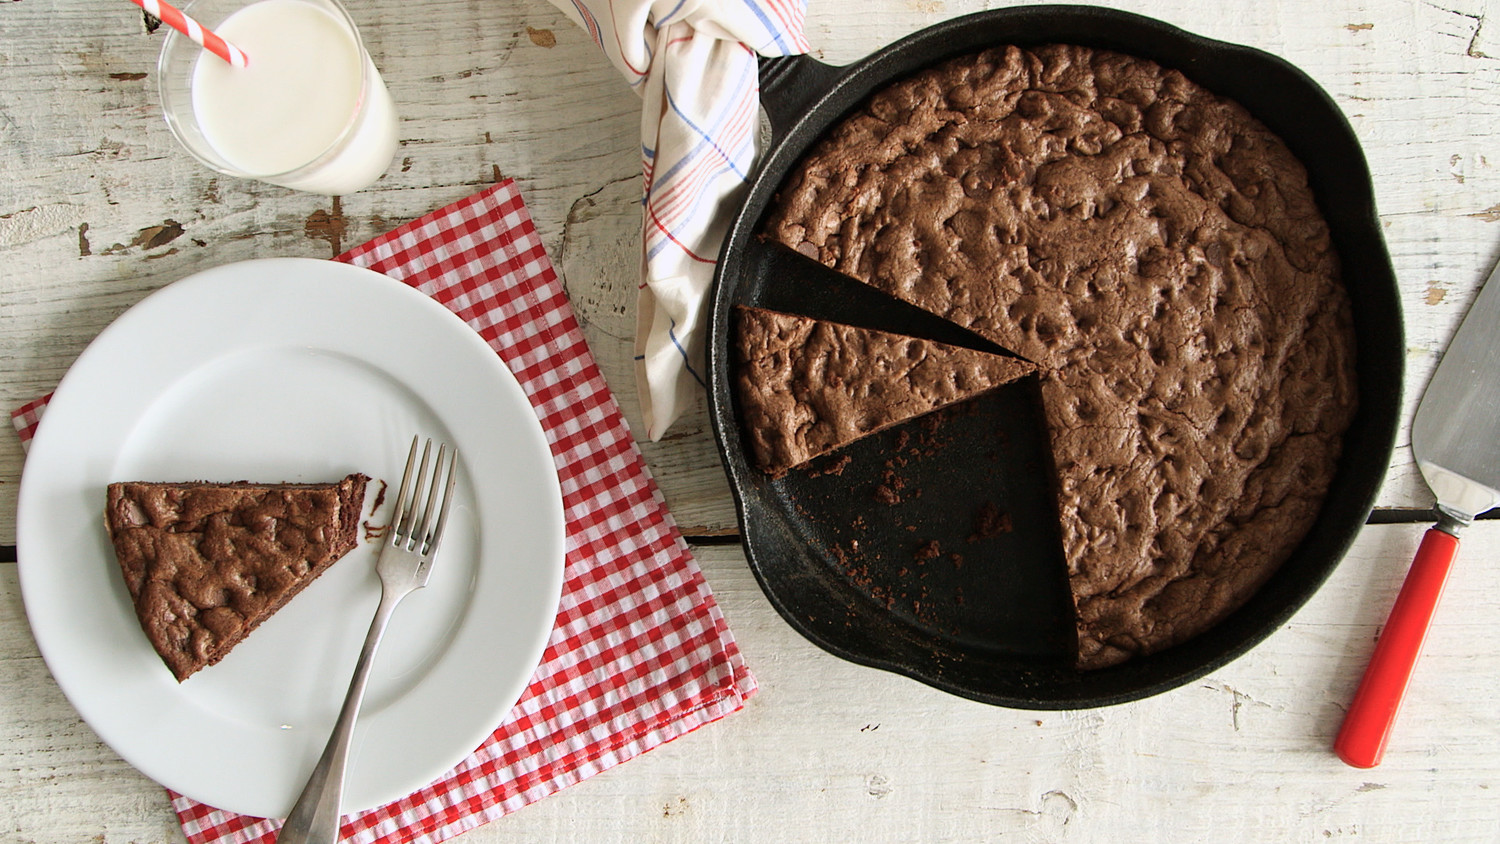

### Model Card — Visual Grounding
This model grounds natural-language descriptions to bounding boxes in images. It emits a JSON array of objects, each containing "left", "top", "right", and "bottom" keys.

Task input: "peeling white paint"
[{"left": 0, "top": 204, "right": 85, "bottom": 249}]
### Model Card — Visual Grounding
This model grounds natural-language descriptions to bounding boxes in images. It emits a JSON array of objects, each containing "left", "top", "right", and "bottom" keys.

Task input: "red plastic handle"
[{"left": 1334, "top": 526, "right": 1460, "bottom": 768}]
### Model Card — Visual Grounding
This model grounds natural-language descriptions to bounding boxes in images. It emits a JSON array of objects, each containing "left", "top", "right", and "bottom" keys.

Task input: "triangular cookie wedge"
[
  {"left": 734, "top": 306, "right": 1037, "bottom": 476},
  {"left": 105, "top": 474, "right": 369, "bottom": 681}
]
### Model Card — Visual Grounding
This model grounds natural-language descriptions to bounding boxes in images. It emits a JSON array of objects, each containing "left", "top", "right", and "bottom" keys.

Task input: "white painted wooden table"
[{"left": 3, "top": 0, "right": 1500, "bottom": 840}]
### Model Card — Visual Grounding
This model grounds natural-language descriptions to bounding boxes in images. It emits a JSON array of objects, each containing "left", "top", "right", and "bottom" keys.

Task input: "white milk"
[{"left": 189, "top": 0, "right": 397, "bottom": 194}]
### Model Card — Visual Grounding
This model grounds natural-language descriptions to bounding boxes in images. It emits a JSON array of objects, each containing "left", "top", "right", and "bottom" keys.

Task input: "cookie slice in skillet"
[
  {"left": 104, "top": 474, "right": 369, "bottom": 681},
  {"left": 734, "top": 305, "right": 1037, "bottom": 477}
]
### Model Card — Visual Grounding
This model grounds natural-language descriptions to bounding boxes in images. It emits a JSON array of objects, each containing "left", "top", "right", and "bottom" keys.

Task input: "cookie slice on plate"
[{"left": 104, "top": 474, "right": 369, "bottom": 681}]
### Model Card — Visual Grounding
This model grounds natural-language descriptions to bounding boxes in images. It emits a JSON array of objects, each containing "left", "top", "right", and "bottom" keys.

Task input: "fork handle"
[{"left": 277, "top": 589, "right": 403, "bottom": 844}]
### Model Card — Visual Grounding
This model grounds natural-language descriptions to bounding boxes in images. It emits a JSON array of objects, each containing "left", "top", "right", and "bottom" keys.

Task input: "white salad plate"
[{"left": 16, "top": 258, "right": 565, "bottom": 819}]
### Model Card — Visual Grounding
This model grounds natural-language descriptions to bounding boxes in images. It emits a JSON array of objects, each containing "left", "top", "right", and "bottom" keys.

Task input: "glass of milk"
[{"left": 157, "top": 0, "right": 399, "bottom": 195}]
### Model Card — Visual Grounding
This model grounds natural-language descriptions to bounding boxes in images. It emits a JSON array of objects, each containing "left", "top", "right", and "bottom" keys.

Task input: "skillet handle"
[{"left": 759, "top": 54, "right": 846, "bottom": 145}]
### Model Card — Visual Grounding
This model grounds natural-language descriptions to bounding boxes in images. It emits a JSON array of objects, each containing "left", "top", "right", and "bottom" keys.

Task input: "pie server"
[{"left": 1335, "top": 252, "right": 1500, "bottom": 767}]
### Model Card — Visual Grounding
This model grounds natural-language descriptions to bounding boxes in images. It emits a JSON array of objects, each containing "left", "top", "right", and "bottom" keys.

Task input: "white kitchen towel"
[{"left": 547, "top": 0, "right": 809, "bottom": 440}]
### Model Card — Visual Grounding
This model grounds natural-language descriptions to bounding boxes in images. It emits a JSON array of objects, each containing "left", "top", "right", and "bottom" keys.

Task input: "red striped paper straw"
[{"left": 130, "top": 0, "right": 248, "bottom": 68}]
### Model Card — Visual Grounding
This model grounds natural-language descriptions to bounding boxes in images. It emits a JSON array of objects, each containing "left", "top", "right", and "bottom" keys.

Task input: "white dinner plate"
[{"left": 16, "top": 258, "right": 565, "bottom": 819}]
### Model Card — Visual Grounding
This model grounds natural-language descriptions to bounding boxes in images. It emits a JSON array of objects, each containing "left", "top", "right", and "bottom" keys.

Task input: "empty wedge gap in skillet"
[
  {"left": 752, "top": 373, "right": 1077, "bottom": 664},
  {"left": 731, "top": 240, "right": 1080, "bottom": 666},
  {"left": 748, "top": 240, "right": 1030, "bottom": 361}
]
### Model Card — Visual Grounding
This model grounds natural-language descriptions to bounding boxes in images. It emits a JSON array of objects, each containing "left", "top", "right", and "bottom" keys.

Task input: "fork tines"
[{"left": 389, "top": 436, "right": 458, "bottom": 559}]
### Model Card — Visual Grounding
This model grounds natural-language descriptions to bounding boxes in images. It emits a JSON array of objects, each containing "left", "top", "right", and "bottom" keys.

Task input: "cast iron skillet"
[{"left": 706, "top": 5, "right": 1404, "bottom": 708}]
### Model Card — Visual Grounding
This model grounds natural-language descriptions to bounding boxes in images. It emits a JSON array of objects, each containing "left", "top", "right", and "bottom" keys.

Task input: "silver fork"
[{"left": 277, "top": 436, "right": 459, "bottom": 844}]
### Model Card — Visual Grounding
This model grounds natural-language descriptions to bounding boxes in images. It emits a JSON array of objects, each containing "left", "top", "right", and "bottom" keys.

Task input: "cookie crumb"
[{"left": 969, "top": 501, "right": 1012, "bottom": 541}]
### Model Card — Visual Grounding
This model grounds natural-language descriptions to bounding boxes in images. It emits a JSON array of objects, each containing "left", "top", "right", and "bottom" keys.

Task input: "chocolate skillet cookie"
[
  {"left": 735, "top": 305, "right": 1036, "bottom": 476},
  {"left": 105, "top": 475, "right": 369, "bottom": 681},
  {"left": 764, "top": 44, "right": 1357, "bottom": 669}
]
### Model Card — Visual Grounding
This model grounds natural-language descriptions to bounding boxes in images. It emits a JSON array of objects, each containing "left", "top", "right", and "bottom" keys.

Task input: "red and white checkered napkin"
[{"left": 12, "top": 180, "right": 756, "bottom": 844}]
